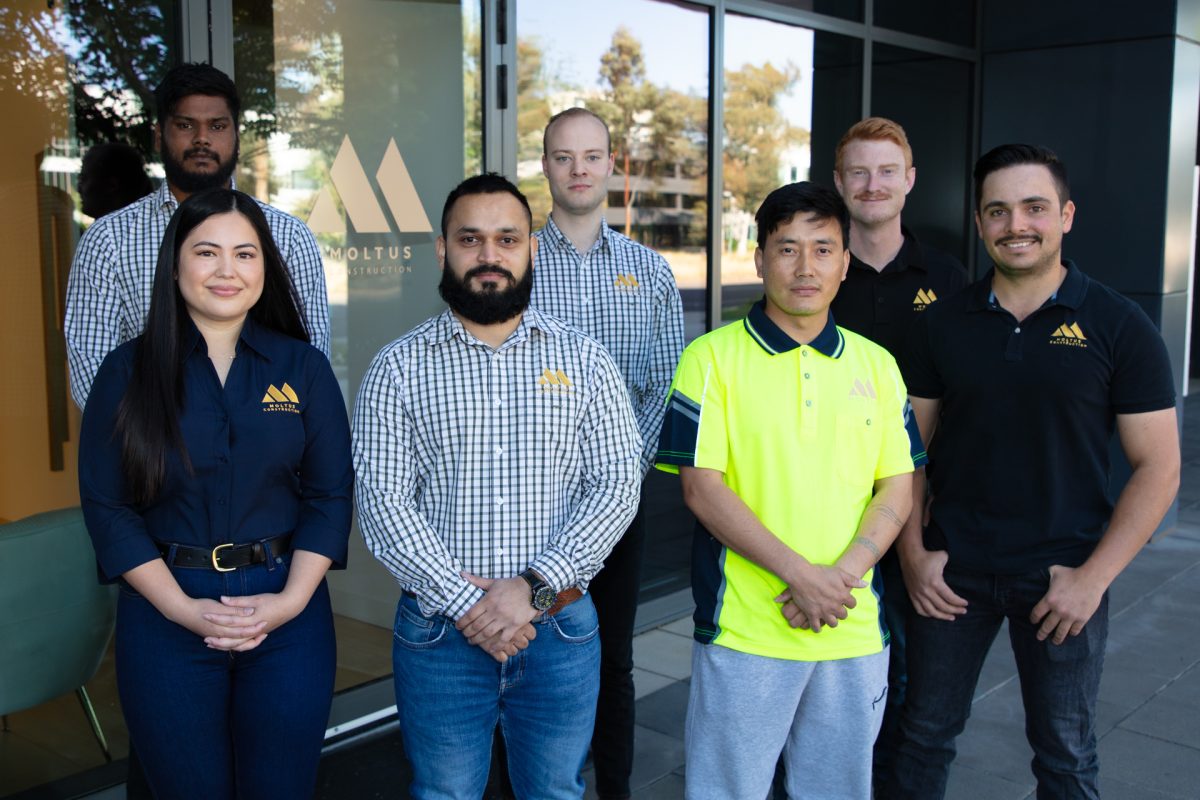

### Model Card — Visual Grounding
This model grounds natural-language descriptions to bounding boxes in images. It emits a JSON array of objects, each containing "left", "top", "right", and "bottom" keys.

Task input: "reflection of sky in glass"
[
  {"left": 519, "top": 0, "right": 708, "bottom": 95},
  {"left": 519, "top": 2, "right": 814, "bottom": 128}
]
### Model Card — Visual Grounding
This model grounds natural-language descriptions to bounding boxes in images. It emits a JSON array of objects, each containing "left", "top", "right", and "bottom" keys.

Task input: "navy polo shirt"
[
  {"left": 902, "top": 261, "right": 1175, "bottom": 573},
  {"left": 79, "top": 317, "right": 353, "bottom": 582},
  {"left": 831, "top": 228, "right": 967, "bottom": 360}
]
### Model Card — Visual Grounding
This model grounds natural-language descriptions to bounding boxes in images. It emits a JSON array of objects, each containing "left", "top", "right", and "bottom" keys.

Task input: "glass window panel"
[
  {"left": 870, "top": 42, "right": 973, "bottom": 264},
  {"left": 516, "top": 0, "right": 710, "bottom": 346},
  {"left": 0, "top": 1, "right": 178, "bottom": 791},
  {"left": 720, "top": 17, "right": 862, "bottom": 325},
  {"left": 874, "top": 0, "right": 976, "bottom": 46},
  {"left": 756, "top": 0, "right": 864, "bottom": 23},
  {"left": 231, "top": 0, "right": 482, "bottom": 693}
]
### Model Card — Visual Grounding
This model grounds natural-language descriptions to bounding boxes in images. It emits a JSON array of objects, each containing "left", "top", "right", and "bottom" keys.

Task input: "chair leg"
[
  {"left": 76, "top": 687, "right": 112, "bottom": 763},
  {"left": 2, "top": 714, "right": 8, "bottom": 732}
]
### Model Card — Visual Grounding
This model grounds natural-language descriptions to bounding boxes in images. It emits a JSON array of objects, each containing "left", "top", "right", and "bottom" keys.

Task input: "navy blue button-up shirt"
[{"left": 79, "top": 317, "right": 353, "bottom": 582}]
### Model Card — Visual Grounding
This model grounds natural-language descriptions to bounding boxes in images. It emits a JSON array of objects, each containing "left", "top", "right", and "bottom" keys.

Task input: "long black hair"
[{"left": 115, "top": 188, "right": 309, "bottom": 505}]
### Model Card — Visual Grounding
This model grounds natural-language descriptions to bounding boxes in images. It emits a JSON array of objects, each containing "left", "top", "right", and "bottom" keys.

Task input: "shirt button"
[
  {"left": 1015, "top": 327, "right": 1021, "bottom": 333},
  {"left": 494, "top": 399, "right": 502, "bottom": 408},
  {"left": 497, "top": 547, "right": 505, "bottom": 556},
  {"left": 805, "top": 400, "right": 813, "bottom": 407},
  {"left": 804, "top": 372, "right": 811, "bottom": 379},
  {"left": 801, "top": 350, "right": 808, "bottom": 357},
  {"left": 496, "top": 496, "right": 505, "bottom": 506},
  {"left": 494, "top": 446, "right": 503, "bottom": 456},
  {"left": 878, "top": 297, "right": 885, "bottom": 303}
]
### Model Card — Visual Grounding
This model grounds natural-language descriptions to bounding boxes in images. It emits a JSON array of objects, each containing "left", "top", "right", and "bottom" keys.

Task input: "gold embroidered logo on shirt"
[
  {"left": 912, "top": 288, "right": 938, "bottom": 310},
  {"left": 537, "top": 369, "right": 574, "bottom": 392},
  {"left": 848, "top": 379, "right": 877, "bottom": 399},
  {"left": 613, "top": 273, "right": 640, "bottom": 293},
  {"left": 1050, "top": 322, "right": 1088, "bottom": 348},
  {"left": 262, "top": 383, "right": 301, "bottom": 413}
]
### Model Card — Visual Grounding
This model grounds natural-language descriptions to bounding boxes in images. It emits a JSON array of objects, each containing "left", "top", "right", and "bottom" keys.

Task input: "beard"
[
  {"left": 438, "top": 260, "right": 533, "bottom": 325},
  {"left": 161, "top": 141, "right": 239, "bottom": 194}
]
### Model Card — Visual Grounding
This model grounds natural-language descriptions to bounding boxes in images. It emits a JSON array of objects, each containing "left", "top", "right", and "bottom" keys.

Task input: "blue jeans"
[
  {"left": 392, "top": 591, "right": 600, "bottom": 800},
  {"left": 115, "top": 555, "right": 336, "bottom": 800},
  {"left": 887, "top": 564, "right": 1107, "bottom": 800}
]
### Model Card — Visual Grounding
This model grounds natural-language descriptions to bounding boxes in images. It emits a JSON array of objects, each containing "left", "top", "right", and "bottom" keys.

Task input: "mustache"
[
  {"left": 465, "top": 264, "right": 515, "bottom": 281},
  {"left": 184, "top": 147, "right": 219, "bottom": 160},
  {"left": 854, "top": 191, "right": 891, "bottom": 201}
]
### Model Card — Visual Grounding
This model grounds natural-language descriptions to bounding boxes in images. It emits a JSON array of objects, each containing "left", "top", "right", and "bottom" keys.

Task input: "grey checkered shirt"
[
  {"left": 352, "top": 306, "right": 642, "bottom": 621},
  {"left": 533, "top": 215, "right": 684, "bottom": 476},
  {"left": 65, "top": 182, "right": 330, "bottom": 408}
]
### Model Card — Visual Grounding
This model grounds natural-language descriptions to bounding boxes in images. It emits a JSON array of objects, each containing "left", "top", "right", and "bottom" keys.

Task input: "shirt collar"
[
  {"left": 432, "top": 306, "right": 548, "bottom": 350},
  {"left": 541, "top": 213, "right": 611, "bottom": 256},
  {"left": 967, "top": 259, "right": 1086, "bottom": 313},
  {"left": 743, "top": 298, "right": 844, "bottom": 358},
  {"left": 848, "top": 227, "right": 925, "bottom": 275},
  {"left": 179, "top": 315, "right": 271, "bottom": 362},
  {"left": 154, "top": 181, "right": 177, "bottom": 215}
]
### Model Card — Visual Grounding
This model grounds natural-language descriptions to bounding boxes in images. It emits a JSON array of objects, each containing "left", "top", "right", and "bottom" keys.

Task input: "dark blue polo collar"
[
  {"left": 744, "top": 298, "right": 845, "bottom": 358},
  {"left": 967, "top": 259, "right": 1087, "bottom": 314}
]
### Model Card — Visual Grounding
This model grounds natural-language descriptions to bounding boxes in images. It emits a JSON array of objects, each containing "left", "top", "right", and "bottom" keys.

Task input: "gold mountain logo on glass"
[
  {"left": 262, "top": 383, "right": 300, "bottom": 413},
  {"left": 912, "top": 288, "right": 938, "bottom": 310},
  {"left": 538, "top": 369, "right": 574, "bottom": 392},
  {"left": 307, "top": 136, "right": 433, "bottom": 235},
  {"left": 1050, "top": 322, "right": 1088, "bottom": 348}
]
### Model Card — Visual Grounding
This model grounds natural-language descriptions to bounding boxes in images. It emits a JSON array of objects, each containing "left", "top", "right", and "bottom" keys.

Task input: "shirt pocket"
[{"left": 834, "top": 405, "right": 883, "bottom": 489}]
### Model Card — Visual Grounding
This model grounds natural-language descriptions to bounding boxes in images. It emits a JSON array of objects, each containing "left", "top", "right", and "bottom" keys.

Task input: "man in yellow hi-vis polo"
[{"left": 656, "top": 182, "right": 917, "bottom": 800}]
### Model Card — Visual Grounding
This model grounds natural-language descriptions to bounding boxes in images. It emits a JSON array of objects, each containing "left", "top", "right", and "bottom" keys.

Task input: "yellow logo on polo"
[
  {"left": 913, "top": 288, "right": 938, "bottom": 310},
  {"left": 262, "top": 383, "right": 300, "bottom": 413},
  {"left": 538, "top": 369, "right": 574, "bottom": 392},
  {"left": 614, "top": 273, "right": 640, "bottom": 292},
  {"left": 848, "top": 379, "right": 877, "bottom": 399},
  {"left": 1050, "top": 322, "right": 1088, "bottom": 348}
]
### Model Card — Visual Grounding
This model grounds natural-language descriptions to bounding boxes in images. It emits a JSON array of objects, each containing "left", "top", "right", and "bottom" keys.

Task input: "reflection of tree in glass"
[
  {"left": 514, "top": 35, "right": 561, "bottom": 225},
  {"left": 596, "top": 26, "right": 650, "bottom": 236},
  {"left": 723, "top": 62, "right": 808, "bottom": 215},
  {"left": 0, "top": 2, "right": 173, "bottom": 153}
]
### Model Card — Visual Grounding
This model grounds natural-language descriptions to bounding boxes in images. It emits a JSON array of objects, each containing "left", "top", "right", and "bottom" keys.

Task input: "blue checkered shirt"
[
  {"left": 352, "top": 306, "right": 642, "bottom": 621},
  {"left": 533, "top": 215, "right": 684, "bottom": 475},
  {"left": 65, "top": 182, "right": 330, "bottom": 408}
]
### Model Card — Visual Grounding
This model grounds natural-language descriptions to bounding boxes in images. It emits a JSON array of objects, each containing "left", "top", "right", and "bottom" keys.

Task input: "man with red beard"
[
  {"left": 65, "top": 62, "right": 329, "bottom": 409},
  {"left": 829, "top": 117, "right": 967, "bottom": 792},
  {"left": 354, "top": 174, "right": 642, "bottom": 800}
]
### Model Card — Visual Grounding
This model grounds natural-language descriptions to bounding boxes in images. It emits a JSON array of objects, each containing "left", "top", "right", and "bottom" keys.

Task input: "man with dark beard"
[
  {"left": 65, "top": 62, "right": 329, "bottom": 408},
  {"left": 353, "top": 174, "right": 642, "bottom": 800}
]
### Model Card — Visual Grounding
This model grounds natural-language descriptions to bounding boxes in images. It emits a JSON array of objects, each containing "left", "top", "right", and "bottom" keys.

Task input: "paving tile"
[
  {"left": 944, "top": 762, "right": 1034, "bottom": 800},
  {"left": 1101, "top": 776, "right": 1191, "bottom": 799},
  {"left": 633, "top": 630, "right": 693, "bottom": 681},
  {"left": 660, "top": 616, "right": 694, "bottom": 638},
  {"left": 632, "top": 771, "right": 686, "bottom": 799},
  {"left": 1097, "top": 728, "right": 1200, "bottom": 797},
  {"left": 954, "top": 682, "right": 1037, "bottom": 782},
  {"left": 635, "top": 679, "right": 690, "bottom": 740},
  {"left": 1117, "top": 665, "right": 1200, "bottom": 750},
  {"left": 633, "top": 668, "right": 678, "bottom": 701},
  {"left": 624, "top": 725, "right": 687, "bottom": 795}
]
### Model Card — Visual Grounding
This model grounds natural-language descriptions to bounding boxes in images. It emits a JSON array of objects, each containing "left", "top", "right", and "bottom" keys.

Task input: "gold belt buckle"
[{"left": 210, "top": 543, "right": 235, "bottom": 572}]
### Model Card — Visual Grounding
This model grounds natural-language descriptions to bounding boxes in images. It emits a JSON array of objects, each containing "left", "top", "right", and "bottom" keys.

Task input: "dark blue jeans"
[
  {"left": 115, "top": 556, "right": 335, "bottom": 800},
  {"left": 887, "top": 564, "right": 1107, "bottom": 800}
]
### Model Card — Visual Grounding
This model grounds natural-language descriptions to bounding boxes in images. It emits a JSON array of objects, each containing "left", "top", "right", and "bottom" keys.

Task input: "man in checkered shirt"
[
  {"left": 353, "top": 173, "right": 642, "bottom": 799},
  {"left": 64, "top": 63, "right": 329, "bottom": 409},
  {"left": 533, "top": 107, "right": 685, "bottom": 800}
]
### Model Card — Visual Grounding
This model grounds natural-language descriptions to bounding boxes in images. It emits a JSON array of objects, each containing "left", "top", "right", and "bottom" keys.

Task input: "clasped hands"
[
  {"left": 456, "top": 572, "right": 538, "bottom": 663},
  {"left": 774, "top": 562, "right": 866, "bottom": 634},
  {"left": 171, "top": 591, "right": 304, "bottom": 652}
]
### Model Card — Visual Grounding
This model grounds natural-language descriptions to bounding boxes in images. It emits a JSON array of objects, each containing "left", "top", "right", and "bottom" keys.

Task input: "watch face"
[{"left": 532, "top": 585, "right": 557, "bottom": 611}]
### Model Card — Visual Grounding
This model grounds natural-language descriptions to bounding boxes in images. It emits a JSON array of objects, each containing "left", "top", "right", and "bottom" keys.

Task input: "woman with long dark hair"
[{"left": 78, "top": 188, "right": 351, "bottom": 799}]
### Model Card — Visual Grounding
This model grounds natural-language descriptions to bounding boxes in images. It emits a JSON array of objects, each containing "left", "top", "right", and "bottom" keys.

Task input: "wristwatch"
[{"left": 519, "top": 569, "right": 557, "bottom": 612}]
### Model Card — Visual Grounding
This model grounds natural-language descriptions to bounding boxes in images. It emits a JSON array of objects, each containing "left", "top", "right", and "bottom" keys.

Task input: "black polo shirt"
[
  {"left": 831, "top": 228, "right": 967, "bottom": 359},
  {"left": 902, "top": 261, "right": 1175, "bottom": 574}
]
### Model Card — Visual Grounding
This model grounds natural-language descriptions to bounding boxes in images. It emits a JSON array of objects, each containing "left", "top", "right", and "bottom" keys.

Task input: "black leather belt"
[{"left": 157, "top": 534, "right": 293, "bottom": 572}]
